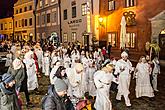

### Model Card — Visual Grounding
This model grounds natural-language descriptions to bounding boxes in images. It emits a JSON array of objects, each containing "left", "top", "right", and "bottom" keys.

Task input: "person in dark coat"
[
  {"left": 0, "top": 73, "right": 21, "bottom": 110},
  {"left": 42, "top": 78, "right": 68, "bottom": 110},
  {"left": 108, "top": 42, "right": 112, "bottom": 58}
]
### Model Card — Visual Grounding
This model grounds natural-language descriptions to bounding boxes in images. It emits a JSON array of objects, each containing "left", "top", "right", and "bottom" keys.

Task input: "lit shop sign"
[{"left": 68, "top": 19, "right": 82, "bottom": 24}]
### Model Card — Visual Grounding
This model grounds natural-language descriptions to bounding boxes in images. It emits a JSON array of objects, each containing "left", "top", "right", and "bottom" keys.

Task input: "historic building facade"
[
  {"left": 0, "top": 17, "right": 13, "bottom": 41},
  {"left": 99, "top": 0, "right": 165, "bottom": 60},
  {"left": 36, "top": 0, "right": 60, "bottom": 41},
  {"left": 61, "top": 0, "right": 100, "bottom": 47},
  {"left": 14, "top": 0, "right": 35, "bottom": 42}
]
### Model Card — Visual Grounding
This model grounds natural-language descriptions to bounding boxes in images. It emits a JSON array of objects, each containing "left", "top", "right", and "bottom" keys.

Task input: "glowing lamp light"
[{"left": 99, "top": 17, "right": 103, "bottom": 23}]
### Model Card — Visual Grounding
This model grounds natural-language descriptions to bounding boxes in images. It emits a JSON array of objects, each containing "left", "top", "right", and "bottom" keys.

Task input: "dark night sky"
[{"left": 0, "top": 0, "right": 18, "bottom": 18}]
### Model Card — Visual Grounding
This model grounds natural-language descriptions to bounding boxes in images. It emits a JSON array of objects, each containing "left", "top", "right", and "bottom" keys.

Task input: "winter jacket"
[
  {"left": 42, "top": 85, "right": 66, "bottom": 110},
  {"left": 0, "top": 84, "right": 21, "bottom": 110}
]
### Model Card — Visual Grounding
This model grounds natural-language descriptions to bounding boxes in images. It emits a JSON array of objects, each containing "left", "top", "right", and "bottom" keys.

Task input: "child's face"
[{"left": 6, "top": 80, "right": 16, "bottom": 88}]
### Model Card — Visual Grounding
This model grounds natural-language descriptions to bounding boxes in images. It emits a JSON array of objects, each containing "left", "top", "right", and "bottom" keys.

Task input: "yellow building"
[
  {"left": 0, "top": 17, "right": 13, "bottom": 41},
  {"left": 14, "top": 0, "right": 35, "bottom": 42}
]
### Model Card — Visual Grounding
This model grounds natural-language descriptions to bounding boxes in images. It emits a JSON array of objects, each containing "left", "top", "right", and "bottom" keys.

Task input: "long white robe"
[
  {"left": 94, "top": 70, "right": 113, "bottom": 110},
  {"left": 5, "top": 53, "right": 13, "bottom": 67},
  {"left": 42, "top": 56, "right": 50, "bottom": 76},
  {"left": 115, "top": 59, "right": 133, "bottom": 106},
  {"left": 135, "top": 63, "right": 154, "bottom": 98},
  {"left": 35, "top": 49, "right": 43, "bottom": 69},
  {"left": 23, "top": 58, "right": 38, "bottom": 91},
  {"left": 87, "top": 67, "right": 96, "bottom": 96},
  {"left": 66, "top": 68, "right": 84, "bottom": 98}
]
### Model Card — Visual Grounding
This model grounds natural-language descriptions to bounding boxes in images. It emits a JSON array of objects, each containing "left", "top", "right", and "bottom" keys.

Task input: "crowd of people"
[{"left": 0, "top": 41, "right": 160, "bottom": 110}]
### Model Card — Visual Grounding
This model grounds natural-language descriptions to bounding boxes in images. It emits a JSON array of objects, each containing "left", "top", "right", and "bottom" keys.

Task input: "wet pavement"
[{"left": 0, "top": 61, "right": 165, "bottom": 110}]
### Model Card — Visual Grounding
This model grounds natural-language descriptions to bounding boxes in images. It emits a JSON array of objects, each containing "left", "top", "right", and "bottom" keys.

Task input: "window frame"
[
  {"left": 72, "top": 6, "right": 76, "bottom": 18},
  {"left": 24, "top": 7, "right": 27, "bottom": 12},
  {"left": 29, "top": 18, "right": 33, "bottom": 26},
  {"left": 107, "top": 32, "right": 117, "bottom": 47},
  {"left": 71, "top": 32, "right": 77, "bottom": 42},
  {"left": 47, "top": 13, "right": 51, "bottom": 23},
  {"left": 125, "top": 32, "right": 136, "bottom": 48},
  {"left": 63, "top": 33, "right": 68, "bottom": 43},
  {"left": 63, "top": 9, "right": 67, "bottom": 20},
  {"left": 125, "top": 0, "right": 135, "bottom": 8},
  {"left": 108, "top": 0, "right": 115, "bottom": 11},
  {"left": 81, "top": 3, "right": 87, "bottom": 16}
]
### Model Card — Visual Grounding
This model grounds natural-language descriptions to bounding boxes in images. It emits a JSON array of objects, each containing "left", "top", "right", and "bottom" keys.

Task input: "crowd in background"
[{"left": 0, "top": 40, "right": 160, "bottom": 110}]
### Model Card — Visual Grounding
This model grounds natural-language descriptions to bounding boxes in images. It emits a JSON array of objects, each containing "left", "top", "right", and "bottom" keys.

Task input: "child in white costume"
[
  {"left": 5, "top": 50, "right": 13, "bottom": 67},
  {"left": 152, "top": 56, "right": 160, "bottom": 92},
  {"left": 94, "top": 64, "right": 114, "bottom": 110},
  {"left": 134, "top": 56, "right": 154, "bottom": 98},
  {"left": 42, "top": 51, "right": 50, "bottom": 76},
  {"left": 87, "top": 60, "right": 97, "bottom": 96},
  {"left": 23, "top": 51, "right": 38, "bottom": 91}
]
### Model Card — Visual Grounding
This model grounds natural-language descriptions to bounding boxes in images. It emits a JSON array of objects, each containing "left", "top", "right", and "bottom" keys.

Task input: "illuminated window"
[
  {"left": 4, "top": 23, "right": 7, "bottom": 30},
  {"left": 29, "top": 18, "right": 32, "bottom": 26},
  {"left": 125, "top": 0, "right": 135, "bottom": 7},
  {"left": 126, "top": 32, "right": 135, "bottom": 48},
  {"left": 63, "top": 33, "right": 68, "bottom": 43},
  {"left": 81, "top": 3, "right": 87, "bottom": 16},
  {"left": 71, "top": 32, "right": 77, "bottom": 42},
  {"left": 47, "top": 13, "right": 50, "bottom": 23},
  {"left": 72, "top": 7, "right": 76, "bottom": 18},
  {"left": 40, "top": 0, "right": 43, "bottom": 7},
  {"left": 108, "top": 0, "right": 115, "bottom": 11},
  {"left": 52, "top": 11, "right": 57, "bottom": 23},
  {"left": 108, "top": 32, "right": 117, "bottom": 47},
  {"left": 64, "top": 9, "right": 67, "bottom": 20},
  {"left": 45, "top": 0, "right": 48, "bottom": 5},
  {"left": 9, "top": 22, "right": 12, "bottom": 29}
]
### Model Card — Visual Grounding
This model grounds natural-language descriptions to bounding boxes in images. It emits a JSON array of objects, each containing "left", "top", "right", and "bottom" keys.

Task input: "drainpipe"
[{"left": 58, "top": 0, "right": 62, "bottom": 43}]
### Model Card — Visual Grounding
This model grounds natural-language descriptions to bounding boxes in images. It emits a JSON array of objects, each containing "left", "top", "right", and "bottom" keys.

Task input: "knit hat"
[
  {"left": 54, "top": 78, "right": 68, "bottom": 92},
  {"left": 2, "top": 73, "right": 14, "bottom": 84}
]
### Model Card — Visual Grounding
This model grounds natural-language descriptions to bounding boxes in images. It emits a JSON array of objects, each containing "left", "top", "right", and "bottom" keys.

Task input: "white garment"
[
  {"left": 94, "top": 70, "right": 113, "bottom": 110},
  {"left": 64, "top": 56, "right": 71, "bottom": 68},
  {"left": 50, "top": 66, "right": 59, "bottom": 84},
  {"left": 135, "top": 63, "right": 154, "bottom": 98},
  {"left": 23, "top": 58, "right": 38, "bottom": 91},
  {"left": 51, "top": 56, "right": 58, "bottom": 68},
  {"left": 5, "top": 53, "right": 13, "bottom": 67},
  {"left": 42, "top": 56, "right": 50, "bottom": 76},
  {"left": 66, "top": 68, "right": 84, "bottom": 98},
  {"left": 35, "top": 49, "right": 43, "bottom": 69},
  {"left": 115, "top": 59, "right": 133, "bottom": 106},
  {"left": 87, "top": 67, "right": 96, "bottom": 96}
]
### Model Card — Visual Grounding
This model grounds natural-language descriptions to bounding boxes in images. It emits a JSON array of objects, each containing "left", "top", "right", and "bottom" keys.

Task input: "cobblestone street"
[{"left": 1, "top": 60, "right": 165, "bottom": 110}]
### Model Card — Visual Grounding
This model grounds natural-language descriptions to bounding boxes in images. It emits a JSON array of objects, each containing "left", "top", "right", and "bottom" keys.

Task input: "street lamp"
[{"left": 99, "top": 17, "right": 103, "bottom": 23}]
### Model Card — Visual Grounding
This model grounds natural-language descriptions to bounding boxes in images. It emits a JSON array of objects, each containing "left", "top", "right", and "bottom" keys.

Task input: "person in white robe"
[
  {"left": 35, "top": 47, "right": 43, "bottom": 70},
  {"left": 94, "top": 64, "right": 114, "bottom": 110},
  {"left": 50, "top": 61, "right": 61, "bottom": 84},
  {"left": 42, "top": 51, "right": 50, "bottom": 76},
  {"left": 114, "top": 51, "right": 134, "bottom": 107},
  {"left": 87, "top": 60, "right": 96, "bottom": 96},
  {"left": 5, "top": 50, "right": 13, "bottom": 67},
  {"left": 66, "top": 63, "right": 85, "bottom": 98},
  {"left": 152, "top": 56, "right": 160, "bottom": 92},
  {"left": 63, "top": 54, "right": 71, "bottom": 68},
  {"left": 51, "top": 52, "right": 58, "bottom": 68},
  {"left": 23, "top": 51, "right": 39, "bottom": 91},
  {"left": 134, "top": 56, "right": 154, "bottom": 98}
]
